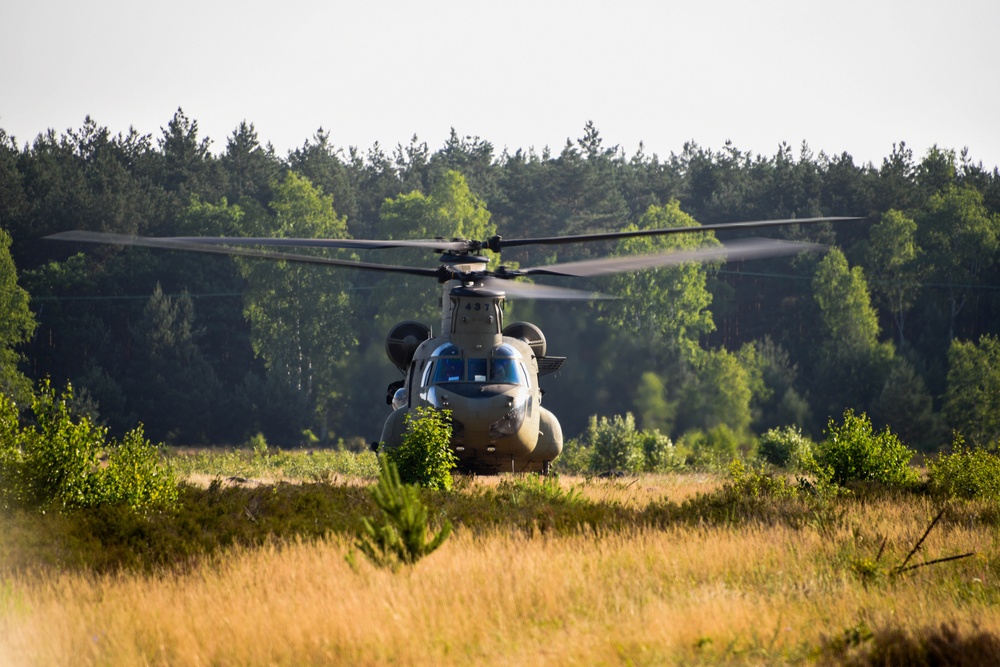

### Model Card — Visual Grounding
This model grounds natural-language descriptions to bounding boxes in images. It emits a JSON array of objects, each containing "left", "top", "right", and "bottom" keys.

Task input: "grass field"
[{"left": 2, "top": 466, "right": 999, "bottom": 665}]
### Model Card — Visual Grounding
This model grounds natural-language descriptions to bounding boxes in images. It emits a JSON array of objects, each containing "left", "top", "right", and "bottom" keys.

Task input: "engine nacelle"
[
  {"left": 502, "top": 321, "right": 546, "bottom": 358},
  {"left": 385, "top": 321, "right": 431, "bottom": 372}
]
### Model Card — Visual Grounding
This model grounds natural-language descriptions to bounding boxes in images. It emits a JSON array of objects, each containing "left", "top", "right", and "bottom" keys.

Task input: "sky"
[{"left": 3, "top": 0, "right": 999, "bottom": 170}]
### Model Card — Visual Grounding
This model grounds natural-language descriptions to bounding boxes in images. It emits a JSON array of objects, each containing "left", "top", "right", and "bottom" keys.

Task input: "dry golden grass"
[
  {"left": 1, "top": 491, "right": 996, "bottom": 666},
  {"left": 464, "top": 472, "right": 724, "bottom": 505}
]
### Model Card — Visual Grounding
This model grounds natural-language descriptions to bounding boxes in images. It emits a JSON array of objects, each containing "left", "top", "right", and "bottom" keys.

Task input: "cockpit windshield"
[
  {"left": 490, "top": 358, "right": 525, "bottom": 385},
  {"left": 431, "top": 358, "right": 464, "bottom": 383},
  {"left": 428, "top": 343, "right": 528, "bottom": 386}
]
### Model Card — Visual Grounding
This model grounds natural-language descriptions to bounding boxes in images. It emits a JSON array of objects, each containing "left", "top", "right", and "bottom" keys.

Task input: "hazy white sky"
[{"left": 3, "top": 0, "right": 999, "bottom": 170}]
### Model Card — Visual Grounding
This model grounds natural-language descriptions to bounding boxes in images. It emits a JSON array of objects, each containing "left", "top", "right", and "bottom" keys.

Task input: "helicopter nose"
[
  {"left": 488, "top": 391, "right": 528, "bottom": 440},
  {"left": 426, "top": 384, "right": 530, "bottom": 443}
]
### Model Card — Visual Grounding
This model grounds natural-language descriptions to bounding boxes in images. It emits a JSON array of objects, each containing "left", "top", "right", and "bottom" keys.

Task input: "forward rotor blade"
[
  {"left": 519, "top": 238, "right": 825, "bottom": 278},
  {"left": 481, "top": 277, "right": 613, "bottom": 301},
  {"left": 498, "top": 216, "right": 862, "bottom": 249},
  {"left": 47, "top": 230, "right": 470, "bottom": 253},
  {"left": 45, "top": 231, "right": 442, "bottom": 278}
]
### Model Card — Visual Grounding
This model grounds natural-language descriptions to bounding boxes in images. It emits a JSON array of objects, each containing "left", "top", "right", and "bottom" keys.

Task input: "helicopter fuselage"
[{"left": 380, "top": 270, "right": 563, "bottom": 474}]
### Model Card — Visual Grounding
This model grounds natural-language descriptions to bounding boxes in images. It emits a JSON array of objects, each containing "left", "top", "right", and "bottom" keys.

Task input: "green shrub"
[
  {"left": 727, "top": 459, "right": 797, "bottom": 499},
  {"left": 0, "top": 380, "right": 177, "bottom": 512},
  {"left": 385, "top": 407, "right": 457, "bottom": 490},
  {"left": 758, "top": 425, "right": 814, "bottom": 469},
  {"left": 682, "top": 424, "right": 740, "bottom": 469},
  {"left": 816, "top": 409, "right": 918, "bottom": 488},
  {"left": 352, "top": 455, "right": 452, "bottom": 570},
  {"left": 553, "top": 437, "right": 592, "bottom": 475},
  {"left": 927, "top": 437, "right": 1000, "bottom": 501},
  {"left": 640, "top": 429, "right": 684, "bottom": 472},
  {"left": 588, "top": 413, "right": 644, "bottom": 473},
  {"left": 100, "top": 427, "right": 179, "bottom": 510}
]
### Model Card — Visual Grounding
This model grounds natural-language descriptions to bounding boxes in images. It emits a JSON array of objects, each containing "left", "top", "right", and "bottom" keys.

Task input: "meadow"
[{"left": 2, "top": 454, "right": 999, "bottom": 666}]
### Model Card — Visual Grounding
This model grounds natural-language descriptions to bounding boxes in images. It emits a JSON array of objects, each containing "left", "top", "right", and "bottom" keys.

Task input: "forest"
[{"left": 1, "top": 109, "right": 999, "bottom": 453}]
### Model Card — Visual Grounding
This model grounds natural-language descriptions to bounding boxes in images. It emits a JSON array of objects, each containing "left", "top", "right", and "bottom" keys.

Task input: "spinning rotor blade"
[
  {"left": 518, "top": 238, "right": 825, "bottom": 278},
  {"left": 45, "top": 231, "right": 442, "bottom": 278},
  {"left": 168, "top": 235, "right": 471, "bottom": 252},
  {"left": 480, "top": 277, "right": 613, "bottom": 301},
  {"left": 496, "top": 216, "right": 862, "bottom": 249}
]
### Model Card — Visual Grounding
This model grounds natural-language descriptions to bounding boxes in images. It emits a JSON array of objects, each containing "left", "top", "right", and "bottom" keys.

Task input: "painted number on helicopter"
[{"left": 461, "top": 301, "right": 495, "bottom": 324}]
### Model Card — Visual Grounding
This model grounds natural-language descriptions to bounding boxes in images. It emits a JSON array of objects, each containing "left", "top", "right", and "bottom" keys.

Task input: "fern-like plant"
[{"left": 354, "top": 455, "right": 452, "bottom": 570}]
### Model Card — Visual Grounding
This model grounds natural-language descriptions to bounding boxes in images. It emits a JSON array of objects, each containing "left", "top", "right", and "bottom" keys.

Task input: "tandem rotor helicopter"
[{"left": 48, "top": 215, "right": 857, "bottom": 474}]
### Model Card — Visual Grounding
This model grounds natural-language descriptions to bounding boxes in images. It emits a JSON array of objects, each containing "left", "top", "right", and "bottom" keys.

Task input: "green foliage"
[
  {"left": 600, "top": 200, "right": 717, "bottom": 360},
  {"left": 872, "top": 356, "right": 945, "bottom": 453},
  {"left": 816, "top": 409, "right": 918, "bottom": 488},
  {"left": 633, "top": 371, "right": 674, "bottom": 433},
  {"left": 167, "top": 447, "right": 380, "bottom": 482},
  {"left": 353, "top": 455, "right": 452, "bottom": 570},
  {"left": 918, "top": 186, "right": 999, "bottom": 339},
  {"left": 758, "top": 425, "right": 813, "bottom": 469},
  {"left": 738, "top": 337, "right": 811, "bottom": 433},
  {"left": 678, "top": 347, "right": 754, "bottom": 437},
  {"left": 552, "top": 437, "right": 593, "bottom": 475},
  {"left": 944, "top": 335, "right": 1000, "bottom": 448},
  {"left": 866, "top": 209, "right": 922, "bottom": 344},
  {"left": 726, "top": 459, "right": 796, "bottom": 500},
  {"left": 385, "top": 407, "right": 457, "bottom": 490},
  {"left": 639, "top": 429, "right": 684, "bottom": 472},
  {"left": 682, "top": 424, "right": 741, "bottom": 469},
  {"left": 587, "top": 413, "right": 644, "bottom": 473},
  {"left": 235, "top": 171, "right": 356, "bottom": 435},
  {"left": 100, "top": 427, "right": 179, "bottom": 510},
  {"left": 927, "top": 437, "right": 1000, "bottom": 501},
  {"left": 814, "top": 248, "right": 881, "bottom": 351},
  {"left": 0, "top": 380, "right": 177, "bottom": 511},
  {"left": 560, "top": 421, "right": 682, "bottom": 475},
  {"left": 0, "top": 228, "right": 36, "bottom": 404},
  {"left": 8, "top": 115, "right": 997, "bottom": 459}
]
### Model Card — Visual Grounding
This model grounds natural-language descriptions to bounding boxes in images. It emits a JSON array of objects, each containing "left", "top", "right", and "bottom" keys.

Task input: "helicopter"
[{"left": 48, "top": 215, "right": 858, "bottom": 474}]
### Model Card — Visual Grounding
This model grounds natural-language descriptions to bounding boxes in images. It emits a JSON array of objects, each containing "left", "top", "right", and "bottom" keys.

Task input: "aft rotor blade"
[
  {"left": 519, "top": 238, "right": 825, "bottom": 278},
  {"left": 45, "top": 231, "right": 442, "bottom": 278},
  {"left": 481, "top": 277, "right": 613, "bottom": 301},
  {"left": 498, "top": 216, "right": 862, "bottom": 249}
]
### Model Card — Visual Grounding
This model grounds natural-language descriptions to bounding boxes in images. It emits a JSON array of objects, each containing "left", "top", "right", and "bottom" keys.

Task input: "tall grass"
[
  {"left": 1, "top": 483, "right": 997, "bottom": 666},
  {"left": 166, "top": 447, "right": 380, "bottom": 483}
]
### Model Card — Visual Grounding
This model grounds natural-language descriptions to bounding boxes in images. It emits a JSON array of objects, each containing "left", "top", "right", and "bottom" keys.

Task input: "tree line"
[{"left": 1, "top": 110, "right": 999, "bottom": 451}]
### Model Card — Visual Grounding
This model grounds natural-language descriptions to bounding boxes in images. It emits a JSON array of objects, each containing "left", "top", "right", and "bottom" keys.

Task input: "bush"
[
  {"left": 100, "top": 426, "right": 179, "bottom": 510},
  {"left": 0, "top": 380, "right": 177, "bottom": 512},
  {"left": 640, "top": 429, "right": 684, "bottom": 472},
  {"left": 816, "top": 409, "right": 918, "bottom": 488},
  {"left": 588, "top": 413, "right": 644, "bottom": 474},
  {"left": 553, "top": 437, "right": 592, "bottom": 475},
  {"left": 682, "top": 424, "right": 740, "bottom": 469},
  {"left": 352, "top": 455, "right": 452, "bottom": 570},
  {"left": 927, "top": 437, "right": 1000, "bottom": 501},
  {"left": 385, "top": 407, "right": 457, "bottom": 490},
  {"left": 758, "top": 425, "right": 814, "bottom": 469}
]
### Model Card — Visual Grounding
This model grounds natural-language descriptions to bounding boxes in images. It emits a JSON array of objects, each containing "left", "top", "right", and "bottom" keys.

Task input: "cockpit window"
[
  {"left": 490, "top": 358, "right": 526, "bottom": 385},
  {"left": 491, "top": 345, "right": 527, "bottom": 384},
  {"left": 469, "top": 358, "right": 488, "bottom": 382},
  {"left": 432, "top": 358, "right": 464, "bottom": 383}
]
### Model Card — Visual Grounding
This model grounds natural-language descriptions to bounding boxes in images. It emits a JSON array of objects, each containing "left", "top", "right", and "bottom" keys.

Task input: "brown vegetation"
[{"left": 1, "top": 474, "right": 997, "bottom": 665}]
